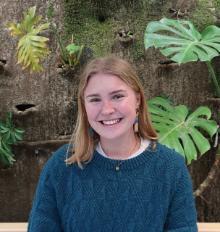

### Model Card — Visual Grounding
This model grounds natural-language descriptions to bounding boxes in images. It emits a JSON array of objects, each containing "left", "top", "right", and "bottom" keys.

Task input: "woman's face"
[{"left": 84, "top": 73, "right": 140, "bottom": 142}]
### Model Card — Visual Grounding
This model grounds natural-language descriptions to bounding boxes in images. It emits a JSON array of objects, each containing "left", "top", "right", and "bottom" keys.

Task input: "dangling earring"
[
  {"left": 88, "top": 126, "right": 94, "bottom": 137},
  {"left": 134, "top": 110, "right": 139, "bottom": 133}
]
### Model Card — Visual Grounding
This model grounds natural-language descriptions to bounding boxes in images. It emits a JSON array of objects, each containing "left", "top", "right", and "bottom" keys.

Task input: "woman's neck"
[{"left": 100, "top": 133, "right": 141, "bottom": 160}]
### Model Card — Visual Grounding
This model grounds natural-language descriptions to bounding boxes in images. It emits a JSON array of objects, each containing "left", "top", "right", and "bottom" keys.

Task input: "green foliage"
[
  {"left": 0, "top": 113, "right": 24, "bottom": 167},
  {"left": 46, "top": 0, "right": 54, "bottom": 20},
  {"left": 47, "top": 0, "right": 84, "bottom": 71},
  {"left": 62, "top": 0, "right": 121, "bottom": 57},
  {"left": 148, "top": 97, "right": 218, "bottom": 164},
  {"left": 145, "top": 18, "right": 220, "bottom": 63},
  {"left": 191, "top": 0, "right": 216, "bottom": 30},
  {"left": 65, "top": 42, "right": 84, "bottom": 67},
  {"left": 144, "top": 17, "right": 220, "bottom": 97},
  {"left": 7, "top": 6, "right": 50, "bottom": 72},
  {"left": 50, "top": 22, "right": 84, "bottom": 70}
]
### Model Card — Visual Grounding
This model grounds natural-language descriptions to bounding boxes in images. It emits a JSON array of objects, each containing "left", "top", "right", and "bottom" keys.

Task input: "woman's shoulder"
[
  {"left": 153, "top": 142, "right": 187, "bottom": 170},
  {"left": 47, "top": 144, "right": 69, "bottom": 165},
  {"left": 148, "top": 143, "right": 191, "bottom": 187},
  {"left": 41, "top": 144, "right": 72, "bottom": 178}
]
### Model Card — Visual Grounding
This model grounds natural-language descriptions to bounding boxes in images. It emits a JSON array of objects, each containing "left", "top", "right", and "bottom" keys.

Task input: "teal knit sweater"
[{"left": 28, "top": 143, "right": 198, "bottom": 232}]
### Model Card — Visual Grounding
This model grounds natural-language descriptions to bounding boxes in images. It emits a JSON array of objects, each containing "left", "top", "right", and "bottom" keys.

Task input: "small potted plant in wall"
[
  {"left": 46, "top": 4, "right": 85, "bottom": 76},
  {"left": 54, "top": 31, "right": 84, "bottom": 76},
  {"left": 117, "top": 27, "right": 134, "bottom": 46}
]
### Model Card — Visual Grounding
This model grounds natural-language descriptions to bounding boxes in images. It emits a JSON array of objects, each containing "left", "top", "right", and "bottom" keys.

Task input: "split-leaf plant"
[
  {"left": 144, "top": 18, "right": 220, "bottom": 97},
  {"left": 0, "top": 113, "right": 24, "bottom": 167},
  {"left": 144, "top": 18, "right": 220, "bottom": 196},
  {"left": 7, "top": 6, "right": 50, "bottom": 72},
  {"left": 148, "top": 97, "right": 218, "bottom": 164}
]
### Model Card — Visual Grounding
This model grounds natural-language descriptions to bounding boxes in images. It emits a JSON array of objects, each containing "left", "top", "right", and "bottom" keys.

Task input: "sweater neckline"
[
  {"left": 96, "top": 137, "right": 150, "bottom": 159},
  {"left": 91, "top": 140, "right": 158, "bottom": 171}
]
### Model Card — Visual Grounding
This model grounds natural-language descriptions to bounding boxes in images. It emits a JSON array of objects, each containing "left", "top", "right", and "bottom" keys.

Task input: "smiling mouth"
[{"left": 100, "top": 118, "right": 123, "bottom": 125}]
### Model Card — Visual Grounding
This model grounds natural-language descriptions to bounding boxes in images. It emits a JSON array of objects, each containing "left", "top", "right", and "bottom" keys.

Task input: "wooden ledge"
[
  {"left": 0, "top": 223, "right": 220, "bottom": 232},
  {"left": 0, "top": 223, "right": 27, "bottom": 232},
  {"left": 198, "top": 223, "right": 220, "bottom": 232}
]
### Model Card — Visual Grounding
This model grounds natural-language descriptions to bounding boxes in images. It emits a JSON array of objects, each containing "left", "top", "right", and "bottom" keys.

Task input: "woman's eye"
[
  {"left": 113, "top": 94, "right": 124, "bottom": 100},
  {"left": 89, "top": 98, "right": 101, "bottom": 102}
]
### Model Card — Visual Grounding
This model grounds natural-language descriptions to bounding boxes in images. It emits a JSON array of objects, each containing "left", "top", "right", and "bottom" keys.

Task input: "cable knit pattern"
[{"left": 28, "top": 143, "right": 198, "bottom": 232}]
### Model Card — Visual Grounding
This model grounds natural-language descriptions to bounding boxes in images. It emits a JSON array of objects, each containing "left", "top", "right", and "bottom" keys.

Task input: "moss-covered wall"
[
  {"left": 63, "top": 0, "right": 172, "bottom": 59},
  {"left": 191, "top": 0, "right": 218, "bottom": 29},
  {"left": 63, "top": 0, "right": 220, "bottom": 59}
]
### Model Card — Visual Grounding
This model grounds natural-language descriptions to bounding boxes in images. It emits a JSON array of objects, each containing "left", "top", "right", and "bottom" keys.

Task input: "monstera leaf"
[
  {"left": 8, "top": 6, "right": 50, "bottom": 72},
  {"left": 144, "top": 18, "right": 220, "bottom": 63},
  {"left": 148, "top": 97, "right": 218, "bottom": 164}
]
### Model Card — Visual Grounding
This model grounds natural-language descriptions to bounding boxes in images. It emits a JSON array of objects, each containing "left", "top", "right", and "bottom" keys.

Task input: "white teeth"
[{"left": 102, "top": 119, "right": 120, "bottom": 125}]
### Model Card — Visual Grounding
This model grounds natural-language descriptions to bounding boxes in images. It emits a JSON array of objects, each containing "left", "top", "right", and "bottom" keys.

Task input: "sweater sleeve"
[
  {"left": 164, "top": 157, "right": 198, "bottom": 232},
  {"left": 28, "top": 149, "right": 65, "bottom": 232}
]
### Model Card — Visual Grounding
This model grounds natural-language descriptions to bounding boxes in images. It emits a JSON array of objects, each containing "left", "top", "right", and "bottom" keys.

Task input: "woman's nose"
[{"left": 101, "top": 100, "right": 115, "bottom": 114}]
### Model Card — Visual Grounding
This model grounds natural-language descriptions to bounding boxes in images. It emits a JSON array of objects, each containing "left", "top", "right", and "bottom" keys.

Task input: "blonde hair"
[{"left": 66, "top": 56, "right": 158, "bottom": 166}]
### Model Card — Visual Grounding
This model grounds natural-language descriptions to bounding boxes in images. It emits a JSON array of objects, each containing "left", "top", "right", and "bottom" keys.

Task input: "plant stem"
[
  {"left": 50, "top": 24, "right": 67, "bottom": 63},
  {"left": 206, "top": 61, "right": 220, "bottom": 98},
  {"left": 194, "top": 153, "right": 220, "bottom": 197}
]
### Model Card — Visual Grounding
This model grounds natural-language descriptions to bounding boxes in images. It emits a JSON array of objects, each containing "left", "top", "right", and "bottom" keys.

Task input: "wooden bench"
[{"left": 0, "top": 223, "right": 220, "bottom": 232}]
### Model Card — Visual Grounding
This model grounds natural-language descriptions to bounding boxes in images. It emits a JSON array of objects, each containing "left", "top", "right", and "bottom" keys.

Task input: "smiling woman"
[
  {"left": 66, "top": 56, "right": 158, "bottom": 164},
  {"left": 28, "top": 56, "right": 198, "bottom": 232},
  {"left": 84, "top": 73, "right": 141, "bottom": 159}
]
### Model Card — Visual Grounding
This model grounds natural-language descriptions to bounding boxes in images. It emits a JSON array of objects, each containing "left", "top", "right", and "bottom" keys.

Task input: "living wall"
[{"left": 0, "top": 0, "right": 220, "bottom": 222}]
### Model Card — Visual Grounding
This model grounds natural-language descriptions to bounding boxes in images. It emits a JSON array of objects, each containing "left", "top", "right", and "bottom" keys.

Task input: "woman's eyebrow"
[
  {"left": 110, "top": 89, "right": 126, "bottom": 95},
  {"left": 85, "top": 93, "right": 100, "bottom": 98},
  {"left": 85, "top": 89, "right": 126, "bottom": 98}
]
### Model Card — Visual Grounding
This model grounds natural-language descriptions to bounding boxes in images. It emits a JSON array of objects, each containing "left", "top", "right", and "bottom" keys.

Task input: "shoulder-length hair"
[{"left": 66, "top": 56, "right": 157, "bottom": 167}]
